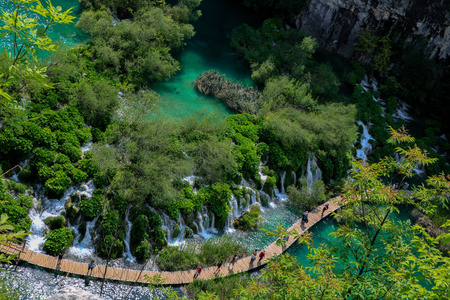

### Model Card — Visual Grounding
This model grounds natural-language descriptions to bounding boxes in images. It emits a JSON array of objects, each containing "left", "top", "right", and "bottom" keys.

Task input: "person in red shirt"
[
  {"left": 258, "top": 250, "right": 266, "bottom": 262},
  {"left": 193, "top": 266, "right": 202, "bottom": 279}
]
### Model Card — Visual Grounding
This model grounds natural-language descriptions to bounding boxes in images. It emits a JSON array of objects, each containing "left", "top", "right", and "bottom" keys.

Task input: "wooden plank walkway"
[{"left": 0, "top": 196, "right": 342, "bottom": 285}]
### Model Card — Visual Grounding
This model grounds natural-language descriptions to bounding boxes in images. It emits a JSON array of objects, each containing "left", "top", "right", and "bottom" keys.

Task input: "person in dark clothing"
[
  {"left": 302, "top": 211, "right": 309, "bottom": 224},
  {"left": 87, "top": 260, "right": 96, "bottom": 275},
  {"left": 57, "top": 252, "right": 63, "bottom": 266},
  {"left": 321, "top": 204, "right": 329, "bottom": 216},
  {"left": 229, "top": 254, "right": 238, "bottom": 268},
  {"left": 213, "top": 260, "right": 223, "bottom": 274}
]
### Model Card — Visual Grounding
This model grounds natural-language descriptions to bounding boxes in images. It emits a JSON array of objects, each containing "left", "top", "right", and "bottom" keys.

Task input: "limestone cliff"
[{"left": 297, "top": 0, "right": 450, "bottom": 60}]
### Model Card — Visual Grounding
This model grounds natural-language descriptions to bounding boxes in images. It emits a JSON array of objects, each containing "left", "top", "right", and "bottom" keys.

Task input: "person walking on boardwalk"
[
  {"left": 56, "top": 252, "right": 63, "bottom": 267},
  {"left": 302, "top": 211, "right": 309, "bottom": 224},
  {"left": 321, "top": 204, "right": 329, "bottom": 216},
  {"left": 193, "top": 266, "right": 202, "bottom": 279},
  {"left": 250, "top": 250, "right": 257, "bottom": 264},
  {"left": 213, "top": 260, "right": 223, "bottom": 275},
  {"left": 87, "top": 260, "right": 96, "bottom": 276},
  {"left": 258, "top": 250, "right": 266, "bottom": 262},
  {"left": 229, "top": 254, "right": 238, "bottom": 268}
]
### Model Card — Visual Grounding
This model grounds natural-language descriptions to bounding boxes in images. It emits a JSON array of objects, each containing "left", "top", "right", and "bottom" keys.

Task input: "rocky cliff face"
[{"left": 297, "top": 0, "right": 450, "bottom": 60}]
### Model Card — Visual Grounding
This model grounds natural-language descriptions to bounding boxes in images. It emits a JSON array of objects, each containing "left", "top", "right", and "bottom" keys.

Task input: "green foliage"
[
  {"left": 287, "top": 178, "right": 326, "bottom": 211},
  {"left": 76, "top": 2, "right": 200, "bottom": 86},
  {"left": 186, "top": 274, "right": 251, "bottom": 300},
  {"left": 156, "top": 244, "right": 200, "bottom": 271},
  {"left": 232, "top": 204, "right": 262, "bottom": 230},
  {"left": 355, "top": 29, "right": 392, "bottom": 72},
  {"left": 44, "top": 216, "right": 67, "bottom": 230},
  {"left": 43, "top": 228, "right": 74, "bottom": 256},
  {"left": 199, "top": 183, "right": 231, "bottom": 228},
  {"left": 156, "top": 237, "right": 247, "bottom": 271},
  {"left": 79, "top": 190, "right": 104, "bottom": 219}
]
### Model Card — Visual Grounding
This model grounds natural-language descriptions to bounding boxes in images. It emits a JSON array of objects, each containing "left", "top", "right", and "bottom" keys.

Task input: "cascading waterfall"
[
  {"left": 356, "top": 120, "right": 374, "bottom": 161},
  {"left": 123, "top": 209, "right": 136, "bottom": 262},
  {"left": 69, "top": 215, "right": 99, "bottom": 258},
  {"left": 280, "top": 171, "right": 286, "bottom": 194},
  {"left": 306, "top": 154, "right": 322, "bottom": 194},
  {"left": 292, "top": 171, "right": 296, "bottom": 186},
  {"left": 26, "top": 185, "right": 78, "bottom": 252},
  {"left": 10, "top": 158, "right": 29, "bottom": 182}
]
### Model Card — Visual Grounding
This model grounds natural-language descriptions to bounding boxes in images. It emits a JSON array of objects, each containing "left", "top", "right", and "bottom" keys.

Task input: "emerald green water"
[{"left": 151, "top": 0, "right": 261, "bottom": 119}]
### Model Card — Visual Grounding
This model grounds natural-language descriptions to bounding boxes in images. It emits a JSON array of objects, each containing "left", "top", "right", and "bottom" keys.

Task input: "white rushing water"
[
  {"left": 122, "top": 209, "right": 136, "bottom": 262},
  {"left": 69, "top": 215, "right": 99, "bottom": 258},
  {"left": 356, "top": 120, "right": 374, "bottom": 161},
  {"left": 305, "top": 154, "right": 322, "bottom": 194}
]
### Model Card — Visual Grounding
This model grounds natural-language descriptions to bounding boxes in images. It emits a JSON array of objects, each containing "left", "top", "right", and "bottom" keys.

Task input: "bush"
[
  {"left": 233, "top": 204, "right": 262, "bottom": 230},
  {"left": 44, "top": 216, "right": 67, "bottom": 230},
  {"left": 156, "top": 244, "right": 200, "bottom": 271},
  {"left": 135, "top": 239, "right": 151, "bottom": 261},
  {"left": 200, "top": 183, "right": 231, "bottom": 228},
  {"left": 79, "top": 192, "right": 104, "bottom": 218},
  {"left": 43, "top": 228, "right": 74, "bottom": 255},
  {"left": 45, "top": 170, "right": 72, "bottom": 198}
]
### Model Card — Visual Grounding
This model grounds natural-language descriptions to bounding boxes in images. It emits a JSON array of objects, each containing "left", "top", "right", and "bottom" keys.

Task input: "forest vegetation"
[{"left": 0, "top": 0, "right": 449, "bottom": 299}]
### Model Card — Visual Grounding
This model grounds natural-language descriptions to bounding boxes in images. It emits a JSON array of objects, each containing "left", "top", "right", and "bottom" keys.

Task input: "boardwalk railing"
[{"left": 0, "top": 197, "right": 342, "bottom": 285}]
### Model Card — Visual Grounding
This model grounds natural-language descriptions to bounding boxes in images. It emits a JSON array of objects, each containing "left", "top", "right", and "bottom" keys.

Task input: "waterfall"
[
  {"left": 306, "top": 154, "right": 322, "bottom": 194},
  {"left": 230, "top": 194, "right": 240, "bottom": 219},
  {"left": 292, "top": 171, "right": 297, "bottom": 186},
  {"left": 69, "top": 216, "right": 99, "bottom": 258},
  {"left": 280, "top": 171, "right": 286, "bottom": 194},
  {"left": 413, "top": 163, "right": 426, "bottom": 176},
  {"left": 10, "top": 158, "right": 29, "bottom": 182},
  {"left": 25, "top": 184, "right": 79, "bottom": 252},
  {"left": 123, "top": 209, "right": 136, "bottom": 262},
  {"left": 394, "top": 99, "right": 413, "bottom": 121},
  {"left": 80, "top": 141, "right": 92, "bottom": 153},
  {"left": 258, "top": 161, "right": 268, "bottom": 188},
  {"left": 356, "top": 121, "right": 373, "bottom": 161}
]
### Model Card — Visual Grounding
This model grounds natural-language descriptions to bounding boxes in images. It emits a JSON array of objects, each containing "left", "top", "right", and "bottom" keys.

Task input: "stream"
[{"left": 0, "top": 0, "right": 440, "bottom": 299}]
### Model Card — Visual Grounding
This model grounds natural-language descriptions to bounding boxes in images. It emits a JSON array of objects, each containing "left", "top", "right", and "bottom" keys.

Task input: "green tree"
[
  {"left": 0, "top": 0, "right": 75, "bottom": 126},
  {"left": 232, "top": 127, "right": 450, "bottom": 299}
]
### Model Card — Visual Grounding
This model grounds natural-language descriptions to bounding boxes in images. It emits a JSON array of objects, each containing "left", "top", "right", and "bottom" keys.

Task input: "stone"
[
  {"left": 297, "top": 0, "right": 450, "bottom": 60},
  {"left": 46, "top": 286, "right": 103, "bottom": 300}
]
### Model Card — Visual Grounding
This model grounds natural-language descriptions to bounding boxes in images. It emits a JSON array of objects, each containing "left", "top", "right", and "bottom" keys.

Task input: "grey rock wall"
[{"left": 297, "top": 0, "right": 450, "bottom": 60}]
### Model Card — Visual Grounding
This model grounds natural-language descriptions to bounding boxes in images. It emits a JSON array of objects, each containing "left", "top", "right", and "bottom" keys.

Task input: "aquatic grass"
[{"left": 194, "top": 71, "right": 263, "bottom": 114}]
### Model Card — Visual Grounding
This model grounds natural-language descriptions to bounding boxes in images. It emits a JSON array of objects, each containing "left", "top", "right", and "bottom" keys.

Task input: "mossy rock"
[
  {"left": 172, "top": 224, "right": 180, "bottom": 239},
  {"left": 259, "top": 193, "right": 269, "bottom": 207},
  {"left": 184, "top": 228, "right": 193, "bottom": 238},
  {"left": 44, "top": 216, "right": 67, "bottom": 230},
  {"left": 18, "top": 167, "right": 33, "bottom": 183},
  {"left": 263, "top": 182, "right": 274, "bottom": 198},
  {"left": 233, "top": 204, "right": 262, "bottom": 231},
  {"left": 65, "top": 201, "right": 80, "bottom": 224}
]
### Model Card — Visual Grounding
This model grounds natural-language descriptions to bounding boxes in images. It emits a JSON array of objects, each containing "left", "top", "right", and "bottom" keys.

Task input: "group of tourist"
[{"left": 392, "top": 182, "right": 409, "bottom": 190}]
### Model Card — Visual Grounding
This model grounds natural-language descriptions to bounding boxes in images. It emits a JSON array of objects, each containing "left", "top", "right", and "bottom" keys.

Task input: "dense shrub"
[
  {"left": 156, "top": 244, "right": 200, "bottom": 271},
  {"left": 156, "top": 237, "right": 247, "bottom": 271},
  {"left": 44, "top": 216, "right": 67, "bottom": 230},
  {"left": 232, "top": 204, "right": 262, "bottom": 230},
  {"left": 200, "top": 183, "right": 231, "bottom": 228},
  {"left": 79, "top": 191, "right": 104, "bottom": 219},
  {"left": 43, "top": 228, "right": 74, "bottom": 255}
]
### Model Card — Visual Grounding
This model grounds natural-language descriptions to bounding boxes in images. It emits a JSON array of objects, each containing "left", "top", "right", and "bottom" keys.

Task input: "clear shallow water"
[
  {"left": 151, "top": 0, "right": 261, "bottom": 119},
  {"left": 287, "top": 206, "right": 414, "bottom": 265}
]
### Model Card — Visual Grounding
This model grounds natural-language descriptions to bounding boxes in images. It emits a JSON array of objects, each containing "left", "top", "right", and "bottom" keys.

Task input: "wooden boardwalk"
[{"left": 0, "top": 197, "right": 341, "bottom": 285}]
